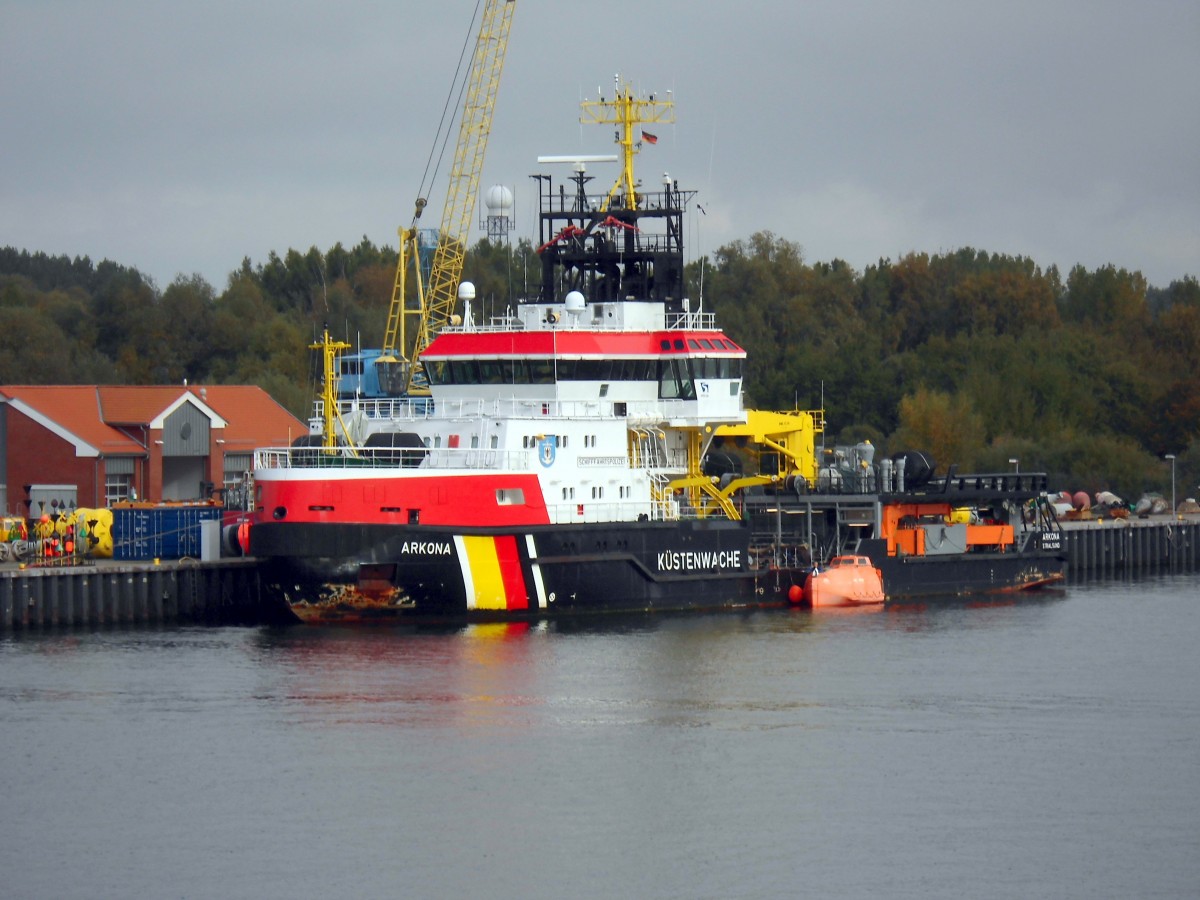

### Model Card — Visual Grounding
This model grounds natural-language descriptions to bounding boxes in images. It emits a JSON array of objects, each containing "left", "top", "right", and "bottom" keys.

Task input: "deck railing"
[
  {"left": 317, "top": 395, "right": 733, "bottom": 427},
  {"left": 254, "top": 446, "right": 533, "bottom": 472}
]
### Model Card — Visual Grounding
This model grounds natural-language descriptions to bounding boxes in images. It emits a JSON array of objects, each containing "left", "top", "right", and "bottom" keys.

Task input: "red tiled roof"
[
  {"left": 0, "top": 384, "right": 306, "bottom": 455},
  {"left": 96, "top": 386, "right": 185, "bottom": 425},
  {"left": 0, "top": 386, "right": 143, "bottom": 454},
  {"left": 182, "top": 385, "right": 306, "bottom": 450}
]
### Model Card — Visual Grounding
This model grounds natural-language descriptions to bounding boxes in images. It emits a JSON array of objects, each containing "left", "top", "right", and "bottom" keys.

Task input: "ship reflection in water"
[
  {"left": 260, "top": 587, "right": 1069, "bottom": 728},
  {"left": 1, "top": 576, "right": 1196, "bottom": 899},
  {"left": 260, "top": 620, "right": 549, "bottom": 729}
]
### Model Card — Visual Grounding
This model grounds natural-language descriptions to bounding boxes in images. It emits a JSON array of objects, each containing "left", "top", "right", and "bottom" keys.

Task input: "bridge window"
[
  {"left": 425, "top": 361, "right": 447, "bottom": 385},
  {"left": 529, "top": 360, "right": 555, "bottom": 383},
  {"left": 478, "top": 360, "right": 506, "bottom": 384},
  {"left": 449, "top": 360, "right": 479, "bottom": 384},
  {"left": 658, "top": 358, "right": 696, "bottom": 400}
]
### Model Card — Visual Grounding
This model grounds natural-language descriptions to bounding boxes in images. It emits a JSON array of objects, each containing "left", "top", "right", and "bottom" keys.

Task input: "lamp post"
[{"left": 1165, "top": 454, "right": 1176, "bottom": 516}]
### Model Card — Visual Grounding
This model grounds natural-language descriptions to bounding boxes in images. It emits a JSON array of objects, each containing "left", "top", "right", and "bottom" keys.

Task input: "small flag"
[{"left": 641, "top": 130, "right": 658, "bottom": 144}]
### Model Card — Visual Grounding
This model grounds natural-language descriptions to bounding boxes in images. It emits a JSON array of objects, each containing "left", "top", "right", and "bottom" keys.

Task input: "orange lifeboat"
[{"left": 802, "top": 555, "right": 885, "bottom": 608}]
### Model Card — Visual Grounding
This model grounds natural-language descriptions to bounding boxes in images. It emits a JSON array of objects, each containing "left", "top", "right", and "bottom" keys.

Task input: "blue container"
[{"left": 111, "top": 505, "right": 224, "bottom": 560}]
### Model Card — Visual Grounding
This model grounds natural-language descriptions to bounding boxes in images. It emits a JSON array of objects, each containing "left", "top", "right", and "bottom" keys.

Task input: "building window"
[{"left": 105, "top": 474, "right": 133, "bottom": 505}]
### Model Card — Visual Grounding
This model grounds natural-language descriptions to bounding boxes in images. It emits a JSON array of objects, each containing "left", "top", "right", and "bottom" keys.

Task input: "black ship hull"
[{"left": 252, "top": 518, "right": 802, "bottom": 623}]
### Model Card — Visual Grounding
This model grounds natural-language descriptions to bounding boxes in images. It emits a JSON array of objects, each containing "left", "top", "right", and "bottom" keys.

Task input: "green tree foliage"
[
  {"left": 1, "top": 240, "right": 1195, "bottom": 498},
  {"left": 891, "top": 387, "right": 987, "bottom": 473}
]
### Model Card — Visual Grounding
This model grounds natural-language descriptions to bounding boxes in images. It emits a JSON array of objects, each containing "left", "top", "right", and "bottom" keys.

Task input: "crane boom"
[{"left": 378, "top": 0, "right": 516, "bottom": 396}]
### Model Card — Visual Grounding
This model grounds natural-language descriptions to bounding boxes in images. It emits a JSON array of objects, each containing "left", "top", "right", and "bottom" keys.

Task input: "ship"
[{"left": 248, "top": 82, "right": 1066, "bottom": 623}]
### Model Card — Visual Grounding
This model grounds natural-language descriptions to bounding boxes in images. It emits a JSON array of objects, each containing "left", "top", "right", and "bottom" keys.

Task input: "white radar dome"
[
  {"left": 564, "top": 290, "right": 586, "bottom": 314},
  {"left": 484, "top": 185, "right": 514, "bottom": 212}
]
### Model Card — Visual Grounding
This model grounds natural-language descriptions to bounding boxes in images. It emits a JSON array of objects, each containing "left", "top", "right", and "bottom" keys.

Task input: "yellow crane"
[{"left": 377, "top": 0, "right": 516, "bottom": 396}]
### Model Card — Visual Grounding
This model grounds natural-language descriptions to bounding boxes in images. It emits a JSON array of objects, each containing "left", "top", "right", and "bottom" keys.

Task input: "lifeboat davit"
[{"left": 801, "top": 555, "right": 886, "bottom": 608}]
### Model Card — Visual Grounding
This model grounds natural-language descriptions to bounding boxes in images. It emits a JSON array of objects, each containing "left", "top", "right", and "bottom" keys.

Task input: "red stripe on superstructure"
[
  {"left": 424, "top": 331, "right": 744, "bottom": 358},
  {"left": 425, "top": 332, "right": 557, "bottom": 356},
  {"left": 494, "top": 534, "right": 528, "bottom": 610},
  {"left": 253, "top": 472, "right": 551, "bottom": 527}
]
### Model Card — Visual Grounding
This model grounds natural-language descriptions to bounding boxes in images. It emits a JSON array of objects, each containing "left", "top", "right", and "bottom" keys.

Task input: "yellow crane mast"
[{"left": 377, "top": 0, "right": 516, "bottom": 396}]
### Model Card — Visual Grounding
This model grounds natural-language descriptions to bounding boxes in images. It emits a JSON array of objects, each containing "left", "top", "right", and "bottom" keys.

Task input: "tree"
[
  {"left": 0, "top": 306, "right": 76, "bottom": 383},
  {"left": 160, "top": 275, "right": 218, "bottom": 383},
  {"left": 89, "top": 268, "right": 159, "bottom": 368},
  {"left": 1061, "top": 264, "right": 1150, "bottom": 334},
  {"left": 890, "top": 387, "right": 987, "bottom": 472}
]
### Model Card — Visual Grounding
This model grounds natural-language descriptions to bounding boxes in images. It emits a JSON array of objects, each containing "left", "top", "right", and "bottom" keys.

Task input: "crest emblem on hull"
[{"left": 539, "top": 435, "right": 557, "bottom": 467}]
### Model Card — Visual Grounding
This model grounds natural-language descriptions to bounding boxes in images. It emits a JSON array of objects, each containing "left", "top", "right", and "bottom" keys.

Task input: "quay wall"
[
  {"left": 1060, "top": 517, "right": 1200, "bottom": 577},
  {"left": 1, "top": 558, "right": 266, "bottom": 631},
  {"left": 2, "top": 519, "right": 1197, "bottom": 631}
]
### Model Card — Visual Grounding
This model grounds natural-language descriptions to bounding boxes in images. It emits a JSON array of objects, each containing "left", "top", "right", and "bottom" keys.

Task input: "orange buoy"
[{"left": 787, "top": 583, "right": 804, "bottom": 604}]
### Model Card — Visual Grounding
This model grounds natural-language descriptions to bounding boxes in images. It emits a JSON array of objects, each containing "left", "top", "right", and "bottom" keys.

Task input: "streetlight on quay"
[{"left": 1164, "top": 454, "right": 1176, "bottom": 516}]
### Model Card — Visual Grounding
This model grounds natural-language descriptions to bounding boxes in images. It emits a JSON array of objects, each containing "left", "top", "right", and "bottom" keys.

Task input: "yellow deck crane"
[{"left": 376, "top": 0, "right": 516, "bottom": 396}]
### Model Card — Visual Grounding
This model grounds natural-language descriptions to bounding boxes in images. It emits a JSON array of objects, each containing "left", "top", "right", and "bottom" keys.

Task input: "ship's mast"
[
  {"left": 534, "top": 79, "right": 691, "bottom": 310},
  {"left": 579, "top": 76, "right": 675, "bottom": 211},
  {"left": 311, "top": 327, "right": 356, "bottom": 454}
]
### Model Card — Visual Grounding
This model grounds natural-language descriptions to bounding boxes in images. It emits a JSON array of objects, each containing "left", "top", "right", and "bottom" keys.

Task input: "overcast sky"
[{"left": 3, "top": 0, "right": 1197, "bottom": 291}]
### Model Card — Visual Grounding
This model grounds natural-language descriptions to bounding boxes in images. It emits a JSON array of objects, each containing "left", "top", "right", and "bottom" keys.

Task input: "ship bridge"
[{"left": 420, "top": 307, "right": 747, "bottom": 426}]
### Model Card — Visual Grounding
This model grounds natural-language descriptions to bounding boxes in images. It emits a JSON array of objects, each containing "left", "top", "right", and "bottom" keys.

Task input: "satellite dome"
[{"left": 484, "top": 185, "right": 514, "bottom": 212}]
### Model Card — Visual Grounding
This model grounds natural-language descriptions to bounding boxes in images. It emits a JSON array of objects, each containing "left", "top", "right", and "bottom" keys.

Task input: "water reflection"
[
  {"left": 252, "top": 621, "right": 555, "bottom": 730},
  {"left": 3, "top": 578, "right": 1198, "bottom": 900}
]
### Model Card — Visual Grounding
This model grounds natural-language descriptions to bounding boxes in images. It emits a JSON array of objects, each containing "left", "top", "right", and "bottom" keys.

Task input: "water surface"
[{"left": 3, "top": 575, "right": 1198, "bottom": 899}]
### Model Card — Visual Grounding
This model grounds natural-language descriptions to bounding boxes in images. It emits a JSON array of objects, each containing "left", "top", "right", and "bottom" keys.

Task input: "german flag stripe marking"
[
  {"left": 495, "top": 534, "right": 528, "bottom": 611},
  {"left": 526, "top": 534, "right": 547, "bottom": 608},
  {"left": 456, "top": 534, "right": 530, "bottom": 610}
]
